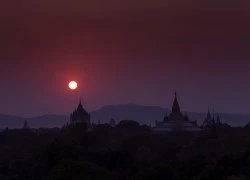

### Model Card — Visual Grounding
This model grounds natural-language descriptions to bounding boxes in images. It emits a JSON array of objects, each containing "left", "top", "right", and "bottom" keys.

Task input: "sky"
[{"left": 0, "top": 0, "right": 250, "bottom": 117}]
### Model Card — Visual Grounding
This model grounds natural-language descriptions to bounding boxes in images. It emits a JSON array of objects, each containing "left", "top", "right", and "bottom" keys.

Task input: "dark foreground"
[{"left": 0, "top": 121, "right": 250, "bottom": 180}]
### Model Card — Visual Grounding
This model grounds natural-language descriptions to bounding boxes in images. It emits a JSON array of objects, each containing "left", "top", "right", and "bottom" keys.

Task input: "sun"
[{"left": 68, "top": 81, "right": 78, "bottom": 90}]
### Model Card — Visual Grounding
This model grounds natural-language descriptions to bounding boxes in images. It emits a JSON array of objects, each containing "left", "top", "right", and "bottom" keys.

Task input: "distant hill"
[
  {"left": 91, "top": 103, "right": 169, "bottom": 126},
  {"left": 0, "top": 104, "right": 249, "bottom": 128}
]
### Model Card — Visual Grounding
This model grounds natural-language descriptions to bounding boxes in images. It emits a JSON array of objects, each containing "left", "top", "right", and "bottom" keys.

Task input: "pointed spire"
[
  {"left": 23, "top": 120, "right": 29, "bottom": 129},
  {"left": 78, "top": 98, "right": 83, "bottom": 109},
  {"left": 172, "top": 91, "right": 180, "bottom": 113},
  {"left": 79, "top": 98, "right": 83, "bottom": 105},
  {"left": 207, "top": 107, "right": 211, "bottom": 119},
  {"left": 212, "top": 109, "right": 215, "bottom": 124},
  {"left": 212, "top": 109, "right": 215, "bottom": 123},
  {"left": 70, "top": 99, "right": 91, "bottom": 126}
]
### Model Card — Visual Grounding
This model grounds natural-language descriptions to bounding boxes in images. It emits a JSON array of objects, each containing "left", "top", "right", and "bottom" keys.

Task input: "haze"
[{"left": 0, "top": 0, "right": 249, "bottom": 117}]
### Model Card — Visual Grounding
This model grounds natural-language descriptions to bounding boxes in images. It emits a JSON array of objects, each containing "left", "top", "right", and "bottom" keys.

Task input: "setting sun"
[{"left": 68, "top": 81, "right": 78, "bottom": 90}]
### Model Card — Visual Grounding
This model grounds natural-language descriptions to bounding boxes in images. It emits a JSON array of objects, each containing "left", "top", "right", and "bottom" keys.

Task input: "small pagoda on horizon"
[{"left": 22, "top": 120, "right": 30, "bottom": 129}]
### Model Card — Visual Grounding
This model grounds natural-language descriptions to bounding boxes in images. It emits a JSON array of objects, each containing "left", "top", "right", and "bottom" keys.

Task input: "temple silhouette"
[
  {"left": 70, "top": 100, "right": 91, "bottom": 129},
  {"left": 22, "top": 120, "right": 29, "bottom": 129},
  {"left": 154, "top": 92, "right": 200, "bottom": 132},
  {"left": 68, "top": 93, "right": 222, "bottom": 133},
  {"left": 203, "top": 108, "right": 221, "bottom": 128}
]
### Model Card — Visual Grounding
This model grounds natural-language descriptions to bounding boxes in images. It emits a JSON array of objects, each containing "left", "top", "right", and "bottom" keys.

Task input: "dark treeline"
[{"left": 1, "top": 120, "right": 250, "bottom": 179}]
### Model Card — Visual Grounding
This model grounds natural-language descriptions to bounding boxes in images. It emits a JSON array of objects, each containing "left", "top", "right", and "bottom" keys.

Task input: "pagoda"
[
  {"left": 70, "top": 100, "right": 91, "bottom": 128},
  {"left": 154, "top": 92, "right": 200, "bottom": 132}
]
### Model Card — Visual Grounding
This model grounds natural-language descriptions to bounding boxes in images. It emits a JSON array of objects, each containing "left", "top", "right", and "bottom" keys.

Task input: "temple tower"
[{"left": 70, "top": 100, "right": 91, "bottom": 128}]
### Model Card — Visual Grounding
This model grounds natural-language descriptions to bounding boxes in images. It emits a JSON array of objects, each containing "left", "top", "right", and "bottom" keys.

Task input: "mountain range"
[{"left": 0, "top": 103, "right": 249, "bottom": 129}]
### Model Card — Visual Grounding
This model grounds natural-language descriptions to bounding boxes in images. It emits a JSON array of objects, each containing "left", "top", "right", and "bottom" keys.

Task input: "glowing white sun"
[{"left": 68, "top": 81, "right": 78, "bottom": 90}]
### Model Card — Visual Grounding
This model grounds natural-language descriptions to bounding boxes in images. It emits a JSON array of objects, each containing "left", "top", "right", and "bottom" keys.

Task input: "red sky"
[{"left": 0, "top": 0, "right": 249, "bottom": 116}]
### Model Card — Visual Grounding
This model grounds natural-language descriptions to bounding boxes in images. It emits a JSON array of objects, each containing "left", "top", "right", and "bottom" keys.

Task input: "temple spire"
[
  {"left": 207, "top": 108, "right": 211, "bottom": 119},
  {"left": 172, "top": 92, "right": 180, "bottom": 113},
  {"left": 23, "top": 120, "right": 29, "bottom": 129},
  {"left": 70, "top": 99, "right": 91, "bottom": 129},
  {"left": 212, "top": 109, "right": 215, "bottom": 124},
  {"left": 78, "top": 98, "right": 83, "bottom": 109}
]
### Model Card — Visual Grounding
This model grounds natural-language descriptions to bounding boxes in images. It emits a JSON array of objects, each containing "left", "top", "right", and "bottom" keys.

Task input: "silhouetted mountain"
[
  {"left": 0, "top": 104, "right": 249, "bottom": 128},
  {"left": 91, "top": 103, "right": 169, "bottom": 126}
]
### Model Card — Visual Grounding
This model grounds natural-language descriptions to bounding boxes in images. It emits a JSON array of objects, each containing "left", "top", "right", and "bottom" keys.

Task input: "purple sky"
[{"left": 0, "top": 0, "right": 249, "bottom": 117}]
